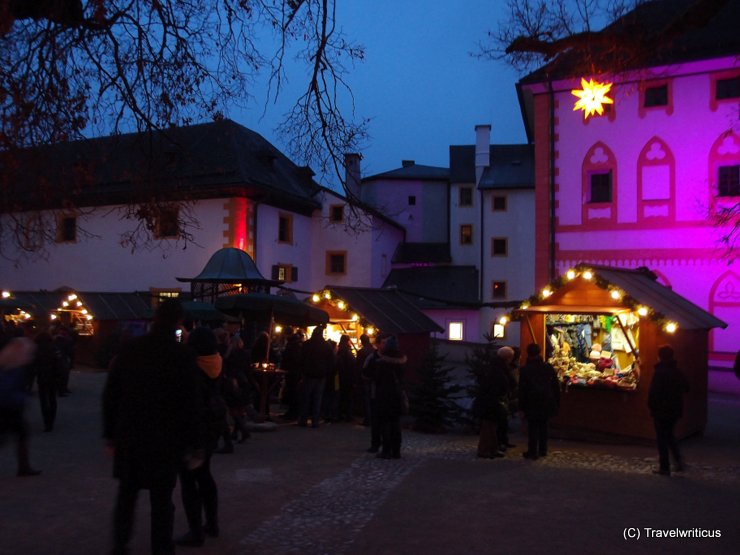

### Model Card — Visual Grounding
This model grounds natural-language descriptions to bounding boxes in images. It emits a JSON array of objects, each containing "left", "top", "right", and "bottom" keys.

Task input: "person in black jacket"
[
  {"left": 365, "top": 335, "right": 407, "bottom": 459},
  {"left": 32, "top": 331, "right": 61, "bottom": 432},
  {"left": 518, "top": 343, "right": 560, "bottom": 460},
  {"left": 298, "top": 326, "right": 334, "bottom": 428},
  {"left": 473, "top": 346, "right": 511, "bottom": 459},
  {"left": 175, "top": 327, "right": 225, "bottom": 546},
  {"left": 103, "top": 299, "right": 203, "bottom": 555},
  {"left": 648, "top": 344, "right": 689, "bottom": 476}
]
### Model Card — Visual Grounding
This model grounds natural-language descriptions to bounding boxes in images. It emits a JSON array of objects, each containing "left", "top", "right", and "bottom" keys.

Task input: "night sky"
[{"left": 235, "top": 1, "right": 527, "bottom": 185}]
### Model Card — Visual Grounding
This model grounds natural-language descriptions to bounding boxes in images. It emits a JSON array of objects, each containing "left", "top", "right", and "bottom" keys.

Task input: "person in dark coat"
[
  {"left": 175, "top": 327, "right": 225, "bottom": 546},
  {"left": 647, "top": 344, "right": 689, "bottom": 476},
  {"left": 360, "top": 335, "right": 382, "bottom": 452},
  {"left": 298, "top": 326, "right": 334, "bottom": 428},
  {"left": 356, "top": 334, "right": 374, "bottom": 427},
  {"left": 0, "top": 336, "right": 41, "bottom": 477},
  {"left": 473, "top": 346, "right": 511, "bottom": 459},
  {"left": 279, "top": 331, "right": 304, "bottom": 420},
  {"left": 336, "top": 335, "right": 357, "bottom": 422},
  {"left": 365, "top": 335, "right": 407, "bottom": 459},
  {"left": 102, "top": 299, "right": 203, "bottom": 555},
  {"left": 32, "top": 331, "right": 61, "bottom": 432},
  {"left": 518, "top": 343, "right": 560, "bottom": 460}
]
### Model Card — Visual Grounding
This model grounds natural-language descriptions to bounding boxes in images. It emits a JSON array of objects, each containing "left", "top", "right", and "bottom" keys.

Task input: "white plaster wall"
[
  {"left": 361, "top": 178, "right": 447, "bottom": 243},
  {"left": 481, "top": 188, "right": 535, "bottom": 303},
  {"left": 449, "top": 182, "right": 480, "bottom": 266},
  {"left": 254, "top": 204, "right": 313, "bottom": 292},
  {"left": 369, "top": 218, "right": 404, "bottom": 288},
  {"left": 0, "top": 199, "right": 228, "bottom": 292}
]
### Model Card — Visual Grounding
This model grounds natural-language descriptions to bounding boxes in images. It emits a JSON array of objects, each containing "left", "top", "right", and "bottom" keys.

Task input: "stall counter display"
[{"left": 546, "top": 313, "right": 640, "bottom": 391}]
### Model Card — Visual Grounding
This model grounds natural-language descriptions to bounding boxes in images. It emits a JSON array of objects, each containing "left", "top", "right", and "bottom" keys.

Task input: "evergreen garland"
[{"left": 409, "top": 343, "right": 465, "bottom": 433}]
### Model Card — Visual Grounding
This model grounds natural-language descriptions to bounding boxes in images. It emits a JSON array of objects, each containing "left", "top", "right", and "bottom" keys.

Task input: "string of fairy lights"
[
  {"left": 499, "top": 265, "right": 679, "bottom": 335},
  {"left": 1, "top": 290, "right": 94, "bottom": 328},
  {"left": 309, "top": 289, "right": 377, "bottom": 337}
]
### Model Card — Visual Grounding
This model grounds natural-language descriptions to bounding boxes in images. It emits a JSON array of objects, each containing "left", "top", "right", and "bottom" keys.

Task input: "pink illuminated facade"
[{"left": 518, "top": 17, "right": 740, "bottom": 365}]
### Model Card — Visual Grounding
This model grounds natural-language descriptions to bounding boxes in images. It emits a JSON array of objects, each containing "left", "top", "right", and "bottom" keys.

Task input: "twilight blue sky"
[{"left": 235, "top": 1, "right": 528, "bottom": 185}]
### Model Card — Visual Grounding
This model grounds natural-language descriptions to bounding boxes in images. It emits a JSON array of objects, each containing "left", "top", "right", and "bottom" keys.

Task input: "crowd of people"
[{"left": 2, "top": 300, "right": 723, "bottom": 554}]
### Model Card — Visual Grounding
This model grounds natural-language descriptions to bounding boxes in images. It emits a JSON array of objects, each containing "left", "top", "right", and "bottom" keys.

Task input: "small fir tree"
[{"left": 409, "top": 344, "right": 465, "bottom": 433}]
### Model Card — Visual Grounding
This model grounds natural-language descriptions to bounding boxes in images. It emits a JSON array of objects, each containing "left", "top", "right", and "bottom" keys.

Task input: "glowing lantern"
[
  {"left": 582, "top": 270, "right": 593, "bottom": 280},
  {"left": 311, "top": 294, "right": 320, "bottom": 303},
  {"left": 566, "top": 270, "right": 576, "bottom": 280},
  {"left": 541, "top": 288, "right": 552, "bottom": 299},
  {"left": 274, "top": 325, "right": 283, "bottom": 334},
  {"left": 637, "top": 306, "right": 649, "bottom": 317},
  {"left": 337, "top": 300, "right": 346, "bottom": 310},
  {"left": 1, "top": 291, "right": 10, "bottom": 298},
  {"left": 572, "top": 78, "right": 614, "bottom": 118},
  {"left": 664, "top": 322, "right": 678, "bottom": 334},
  {"left": 610, "top": 290, "right": 622, "bottom": 301},
  {"left": 499, "top": 316, "right": 509, "bottom": 326}
]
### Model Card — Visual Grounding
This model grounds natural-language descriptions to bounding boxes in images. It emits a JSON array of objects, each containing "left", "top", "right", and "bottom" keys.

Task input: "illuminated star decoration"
[{"left": 571, "top": 77, "right": 614, "bottom": 119}]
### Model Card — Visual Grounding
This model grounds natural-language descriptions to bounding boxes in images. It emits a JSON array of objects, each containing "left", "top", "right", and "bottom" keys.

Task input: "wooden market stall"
[
  {"left": 309, "top": 286, "right": 444, "bottom": 383},
  {"left": 513, "top": 265, "right": 726, "bottom": 441}
]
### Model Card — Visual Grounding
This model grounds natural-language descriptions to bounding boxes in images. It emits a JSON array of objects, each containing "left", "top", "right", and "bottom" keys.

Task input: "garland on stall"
[{"left": 502, "top": 264, "right": 679, "bottom": 335}]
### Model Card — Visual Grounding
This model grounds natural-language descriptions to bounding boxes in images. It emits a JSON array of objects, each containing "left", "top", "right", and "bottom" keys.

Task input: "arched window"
[
  {"left": 709, "top": 271, "right": 740, "bottom": 357},
  {"left": 637, "top": 137, "right": 675, "bottom": 222},
  {"left": 581, "top": 142, "right": 617, "bottom": 225},
  {"left": 708, "top": 132, "right": 740, "bottom": 214}
]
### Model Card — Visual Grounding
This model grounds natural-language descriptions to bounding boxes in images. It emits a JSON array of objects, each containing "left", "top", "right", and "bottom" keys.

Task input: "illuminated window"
[
  {"left": 718, "top": 165, "right": 740, "bottom": 197},
  {"left": 492, "top": 195, "right": 507, "bottom": 211},
  {"left": 491, "top": 237, "right": 508, "bottom": 257},
  {"left": 329, "top": 204, "right": 344, "bottom": 223},
  {"left": 589, "top": 172, "right": 612, "bottom": 203},
  {"left": 56, "top": 215, "right": 77, "bottom": 243},
  {"left": 278, "top": 214, "right": 293, "bottom": 244},
  {"left": 460, "top": 224, "right": 473, "bottom": 245},
  {"left": 448, "top": 321, "right": 464, "bottom": 341},
  {"left": 459, "top": 187, "right": 473, "bottom": 206},
  {"left": 150, "top": 288, "right": 181, "bottom": 307},
  {"left": 155, "top": 208, "right": 179, "bottom": 239},
  {"left": 326, "top": 251, "right": 347, "bottom": 275},
  {"left": 492, "top": 281, "right": 507, "bottom": 299},
  {"left": 492, "top": 323, "right": 505, "bottom": 339},
  {"left": 272, "top": 264, "right": 297, "bottom": 283}
]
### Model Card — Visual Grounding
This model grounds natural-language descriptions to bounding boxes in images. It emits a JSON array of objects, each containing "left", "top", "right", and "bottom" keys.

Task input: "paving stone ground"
[{"left": 1, "top": 369, "right": 739, "bottom": 555}]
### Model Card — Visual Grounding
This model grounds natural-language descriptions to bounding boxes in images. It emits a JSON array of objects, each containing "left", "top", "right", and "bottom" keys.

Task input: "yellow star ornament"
[{"left": 571, "top": 78, "right": 614, "bottom": 119}]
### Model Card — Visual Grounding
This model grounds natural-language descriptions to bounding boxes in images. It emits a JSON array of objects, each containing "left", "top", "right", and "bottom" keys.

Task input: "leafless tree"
[{"left": 0, "top": 0, "right": 368, "bottom": 261}]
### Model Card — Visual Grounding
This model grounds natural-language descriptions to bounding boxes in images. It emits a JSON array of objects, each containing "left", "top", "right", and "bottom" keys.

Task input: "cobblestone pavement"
[{"left": 1, "top": 370, "right": 739, "bottom": 555}]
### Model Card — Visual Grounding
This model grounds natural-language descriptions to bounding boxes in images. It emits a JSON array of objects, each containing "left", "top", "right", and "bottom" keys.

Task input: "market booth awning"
[
  {"left": 314, "top": 286, "right": 444, "bottom": 335},
  {"left": 512, "top": 264, "right": 726, "bottom": 441},
  {"left": 215, "top": 293, "right": 329, "bottom": 327}
]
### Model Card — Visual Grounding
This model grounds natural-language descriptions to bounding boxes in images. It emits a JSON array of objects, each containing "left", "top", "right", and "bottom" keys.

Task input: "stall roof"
[
  {"left": 516, "top": 265, "right": 726, "bottom": 331},
  {"left": 215, "top": 293, "right": 329, "bottom": 327},
  {"left": 10, "top": 291, "right": 154, "bottom": 321},
  {"left": 326, "top": 286, "right": 444, "bottom": 335},
  {"left": 592, "top": 266, "right": 726, "bottom": 330}
]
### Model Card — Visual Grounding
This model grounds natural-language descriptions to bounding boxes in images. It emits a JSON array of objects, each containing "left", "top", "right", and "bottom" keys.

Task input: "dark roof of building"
[
  {"left": 591, "top": 266, "right": 726, "bottom": 330},
  {"left": 520, "top": 0, "right": 740, "bottom": 85},
  {"left": 382, "top": 266, "right": 481, "bottom": 308},
  {"left": 362, "top": 162, "right": 449, "bottom": 182},
  {"left": 326, "top": 286, "right": 444, "bottom": 334},
  {"left": 176, "top": 247, "right": 277, "bottom": 285},
  {"left": 215, "top": 293, "right": 329, "bottom": 327},
  {"left": 449, "top": 144, "right": 534, "bottom": 188},
  {"left": 1, "top": 119, "right": 321, "bottom": 215},
  {"left": 391, "top": 243, "right": 452, "bottom": 264}
]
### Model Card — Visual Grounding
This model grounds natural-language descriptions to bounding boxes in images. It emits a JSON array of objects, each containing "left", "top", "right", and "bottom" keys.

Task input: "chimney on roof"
[
  {"left": 475, "top": 124, "right": 491, "bottom": 185},
  {"left": 402, "top": 160, "right": 415, "bottom": 168},
  {"left": 344, "top": 153, "right": 361, "bottom": 201}
]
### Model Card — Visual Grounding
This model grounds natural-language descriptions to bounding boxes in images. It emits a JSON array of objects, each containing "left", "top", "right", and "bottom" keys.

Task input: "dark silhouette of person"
[
  {"left": 103, "top": 299, "right": 203, "bottom": 555},
  {"left": 0, "top": 336, "right": 41, "bottom": 477},
  {"left": 32, "top": 331, "right": 61, "bottom": 432},
  {"left": 176, "top": 327, "right": 225, "bottom": 546},
  {"left": 298, "top": 326, "right": 334, "bottom": 428},
  {"left": 518, "top": 343, "right": 560, "bottom": 460},
  {"left": 648, "top": 344, "right": 689, "bottom": 476}
]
